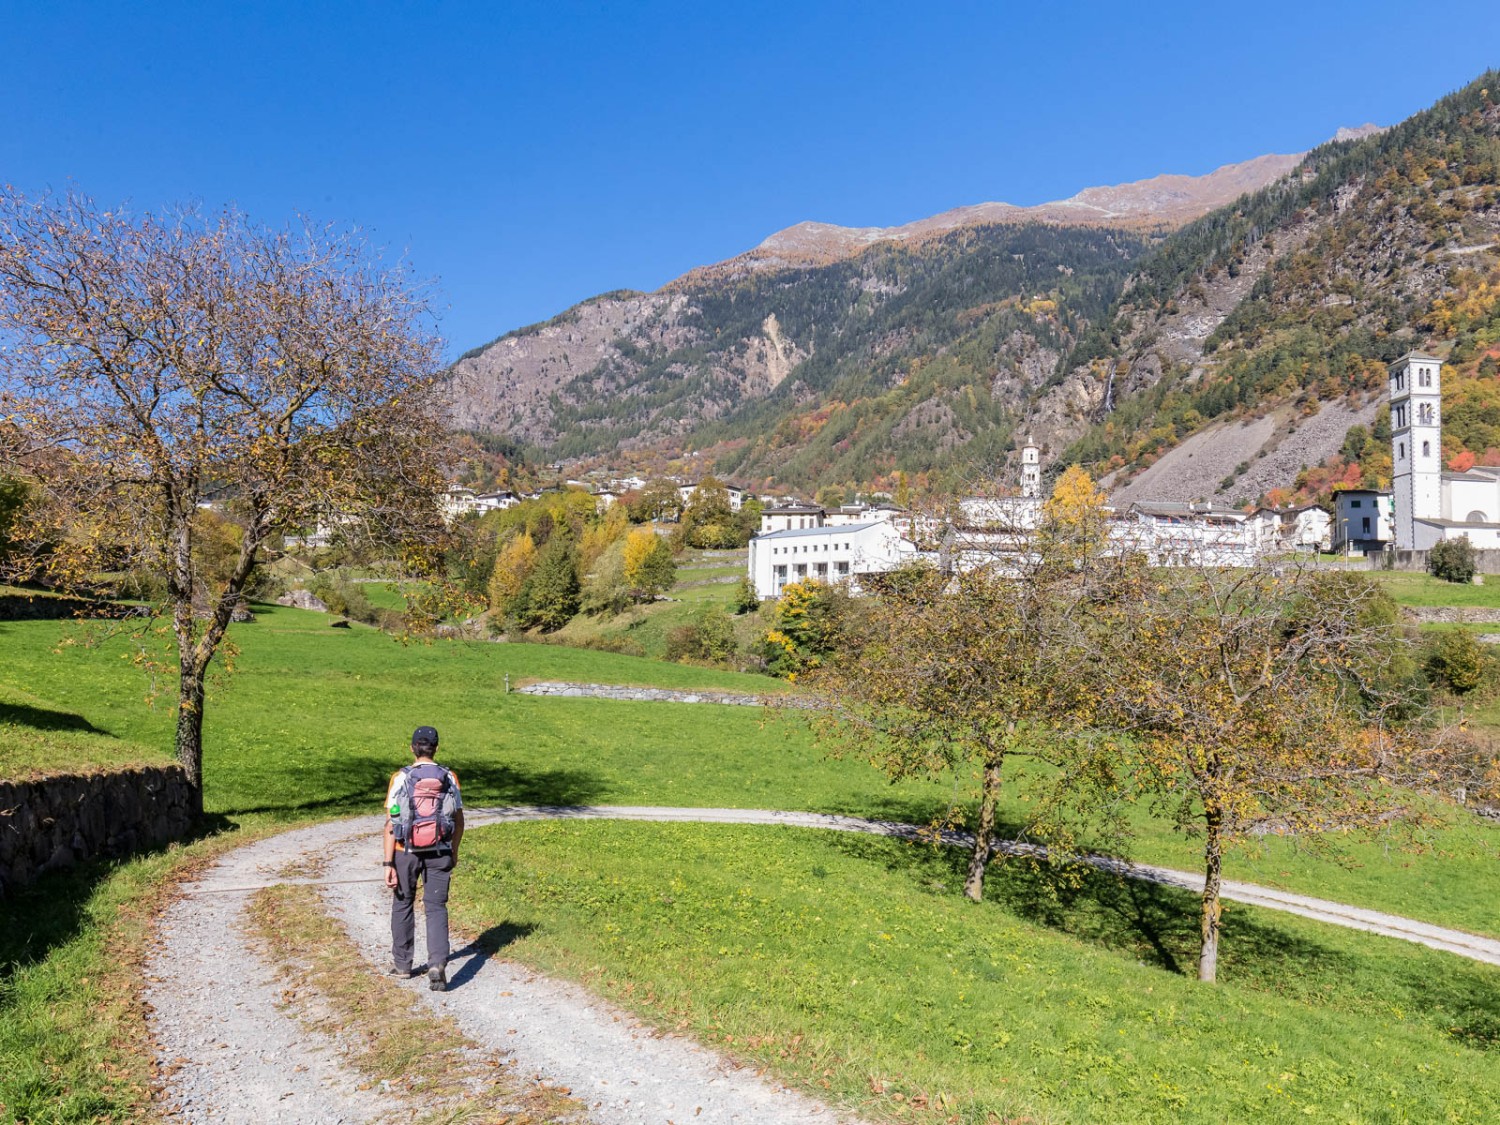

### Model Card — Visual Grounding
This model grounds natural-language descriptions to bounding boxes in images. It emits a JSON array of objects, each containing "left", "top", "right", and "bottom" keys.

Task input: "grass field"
[
  {"left": 0, "top": 682, "right": 170, "bottom": 778},
  {"left": 553, "top": 549, "right": 759, "bottom": 661},
  {"left": 1369, "top": 569, "right": 1500, "bottom": 608},
  {"left": 3, "top": 582, "right": 1499, "bottom": 1124},
  {"left": 456, "top": 820, "right": 1500, "bottom": 1124}
]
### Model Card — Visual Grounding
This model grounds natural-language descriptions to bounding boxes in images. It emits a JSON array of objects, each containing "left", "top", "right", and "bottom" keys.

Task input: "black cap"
[{"left": 411, "top": 726, "right": 439, "bottom": 749}]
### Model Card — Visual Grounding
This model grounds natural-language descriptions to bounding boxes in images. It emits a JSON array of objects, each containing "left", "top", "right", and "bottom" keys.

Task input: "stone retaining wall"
[
  {"left": 1402, "top": 606, "right": 1500, "bottom": 624},
  {"left": 0, "top": 765, "right": 195, "bottom": 895},
  {"left": 1380, "top": 549, "right": 1500, "bottom": 574},
  {"left": 518, "top": 681, "right": 767, "bottom": 706}
]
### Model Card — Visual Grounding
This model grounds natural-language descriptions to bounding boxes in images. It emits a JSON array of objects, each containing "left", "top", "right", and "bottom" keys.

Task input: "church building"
[{"left": 1390, "top": 351, "right": 1500, "bottom": 549}]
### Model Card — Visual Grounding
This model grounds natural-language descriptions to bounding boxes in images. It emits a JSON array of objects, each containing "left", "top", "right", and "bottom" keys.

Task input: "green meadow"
[{"left": 2, "top": 585, "right": 1498, "bottom": 1123}]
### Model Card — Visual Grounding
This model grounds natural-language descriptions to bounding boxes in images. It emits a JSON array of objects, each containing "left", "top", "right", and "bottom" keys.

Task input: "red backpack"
[{"left": 392, "top": 762, "right": 457, "bottom": 853}]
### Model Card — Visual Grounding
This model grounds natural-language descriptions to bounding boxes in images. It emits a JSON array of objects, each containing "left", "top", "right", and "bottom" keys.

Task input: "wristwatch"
[{"left": 382, "top": 860, "right": 395, "bottom": 867}]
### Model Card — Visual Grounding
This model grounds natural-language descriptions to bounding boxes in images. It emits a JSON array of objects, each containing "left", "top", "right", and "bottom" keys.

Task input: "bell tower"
[
  {"left": 1020, "top": 443, "right": 1041, "bottom": 500},
  {"left": 1389, "top": 352, "right": 1443, "bottom": 549}
]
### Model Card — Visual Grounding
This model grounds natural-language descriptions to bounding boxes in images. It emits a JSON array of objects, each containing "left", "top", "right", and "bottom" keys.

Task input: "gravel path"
[{"left": 148, "top": 805, "right": 1500, "bottom": 1122}]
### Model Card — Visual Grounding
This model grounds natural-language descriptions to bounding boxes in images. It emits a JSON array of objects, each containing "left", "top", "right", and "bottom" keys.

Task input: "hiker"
[{"left": 383, "top": 725, "right": 464, "bottom": 991}]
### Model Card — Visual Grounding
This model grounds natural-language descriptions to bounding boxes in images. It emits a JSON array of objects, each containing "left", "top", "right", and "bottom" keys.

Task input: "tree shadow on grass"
[
  {"left": 215, "top": 753, "right": 605, "bottom": 819},
  {"left": 821, "top": 830, "right": 1500, "bottom": 1053},
  {"left": 0, "top": 700, "right": 106, "bottom": 734},
  {"left": 446, "top": 921, "right": 539, "bottom": 991},
  {"left": 0, "top": 816, "right": 235, "bottom": 986}
]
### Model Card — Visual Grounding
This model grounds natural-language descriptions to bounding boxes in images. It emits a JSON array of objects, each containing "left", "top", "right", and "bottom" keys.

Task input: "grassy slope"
[
  {"left": 0, "top": 683, "right": 170, "bottom": 779},
  {"left": 1369, "top": 570, "right": 1500, "bottom": 608}
]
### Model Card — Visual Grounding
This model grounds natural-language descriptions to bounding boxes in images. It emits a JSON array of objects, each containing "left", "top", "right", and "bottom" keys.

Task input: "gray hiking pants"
[{"left": 391, "top": 849, "right": 454, "bottom": 971}]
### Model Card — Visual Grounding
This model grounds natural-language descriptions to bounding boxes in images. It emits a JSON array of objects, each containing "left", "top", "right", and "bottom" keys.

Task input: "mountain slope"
[
  {"left": 451, "top": 76, "right": 1500, "bottom": 500},
  {"left": 450, "top": 146, "right": 1320, "bottom": 487},
  {"left": 1046, "top": 72, "right": 1500, "bottom": 502},
  {"left": 694, "top": 149, "right": 1323, "bottom": 276},
  {"left": 452, "top": 224, "right": 1148, "bottom": 487}
]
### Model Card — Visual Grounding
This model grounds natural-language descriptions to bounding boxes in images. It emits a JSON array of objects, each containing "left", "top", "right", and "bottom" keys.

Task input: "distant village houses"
[{"left": 747, "top": 443, "right": 1343, "bottom": 601}]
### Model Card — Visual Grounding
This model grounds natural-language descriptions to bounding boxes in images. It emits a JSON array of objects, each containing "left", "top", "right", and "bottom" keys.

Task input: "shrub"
[
  {"left": 1429, "top": 537, "right": 1477, "bottom": 583},
  {"left": 760, "top": 579, "right": 850, "bottom": 678},
  {"left": 665, "top": 610, "right": 737, "bottom": 666},
  {"left": 1424, "top": 629, "right": 1498, "bottom": 697},
  {"left": 732, "top": 576, "right": 761, "bottom": 614}
]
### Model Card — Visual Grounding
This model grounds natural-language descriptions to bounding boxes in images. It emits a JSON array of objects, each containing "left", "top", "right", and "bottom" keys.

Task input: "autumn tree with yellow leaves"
[
  {"left": 621, "top": 527, "right": 676, "bottom": 601},
  {"left": 0, "top": 189, "right": 448, "bottom": 813}
]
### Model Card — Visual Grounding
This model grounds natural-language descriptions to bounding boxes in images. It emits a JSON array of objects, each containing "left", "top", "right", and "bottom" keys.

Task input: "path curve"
[{"left": 148, "top": 806, "right": 1500, "bottom": 1122}]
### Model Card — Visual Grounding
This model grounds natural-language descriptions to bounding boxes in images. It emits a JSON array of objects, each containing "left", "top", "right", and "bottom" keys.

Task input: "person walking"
[{"left": 383, "top": 725, "right": 464, "bottom": 991}]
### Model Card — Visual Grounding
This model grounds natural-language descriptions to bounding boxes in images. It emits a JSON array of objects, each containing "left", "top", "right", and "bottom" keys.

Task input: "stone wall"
[
  {"left": 1378, "top": 549, "right": 1500, "bottom": 574},
  {"left": 0, "top": 765, "right": 195, "bottom": 895},
  {"left": 518, "top": 681, "right": 768, "bottom": 706}
]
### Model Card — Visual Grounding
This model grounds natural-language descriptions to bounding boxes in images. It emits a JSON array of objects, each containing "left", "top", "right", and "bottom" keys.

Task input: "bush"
[
  {"left": 732, "top": 576, "right": 761, "bottom": 615},
  {"left": 664, "top": 611, "right": 738, "bottom": 666},
  {"left": 760, "top": 579, "right": 851, "bottom": 678},
  {"left": 1424, "top": 629, "right": 1498, "bottom": 697},
  {"left": 1429, "top": 537, "right": 1478, "bottom": 583}
]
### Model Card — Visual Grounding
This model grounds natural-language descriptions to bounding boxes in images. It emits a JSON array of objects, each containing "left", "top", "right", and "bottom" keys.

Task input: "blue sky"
[{"left": 4, "top": 2, "right": 1497, "bottom": 357}]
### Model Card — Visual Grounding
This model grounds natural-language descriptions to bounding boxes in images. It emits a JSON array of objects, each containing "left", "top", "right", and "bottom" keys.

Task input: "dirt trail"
[{"left": 148, "top": 807, "right": 1500, "bottom": 1122}]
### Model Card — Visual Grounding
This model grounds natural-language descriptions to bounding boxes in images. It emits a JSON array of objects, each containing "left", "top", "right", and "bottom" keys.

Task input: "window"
[
  {"left": 1423, "top": 441, "right": 1431, "bottom": 457},
  {"left": 1420, "top": 369, "right": 1432, "bottom": 387},
  {"left": 1398, "top": 442, "right": 1405, "bottom": 459},
  {"left": 1419, "top": 403, "right": 1434, "bottom": 425},
  {"left": 1395, "top": 371, "right": 1405, "bottom": 390},
  {"left": 835, "top": 561, "right": 849, "bottom": 577},
  {"left": 1350, "top": 499, "right": 1362, "bottom": 508},
  {"left": 1362, "top": 517, "right": 1371, "bottom": 535},
  {"left": 815, "top": 562, "right": 828, "bottom": 578}
]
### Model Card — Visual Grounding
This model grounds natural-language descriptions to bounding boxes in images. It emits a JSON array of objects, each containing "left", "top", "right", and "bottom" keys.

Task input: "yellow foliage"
[
  {"left": 579, "top": 504, "right": 628, "bottom": 571},
  {"left": 487, "top": 531, "right": 536, "bottom": 613}
]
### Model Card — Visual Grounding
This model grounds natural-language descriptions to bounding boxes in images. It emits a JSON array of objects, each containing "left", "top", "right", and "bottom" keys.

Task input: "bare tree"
[{"left": 0, "top": 188, "right": 450, "bottom": 813}]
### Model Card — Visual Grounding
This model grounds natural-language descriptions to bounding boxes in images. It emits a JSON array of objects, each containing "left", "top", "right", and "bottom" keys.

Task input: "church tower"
[
  {"left": 1389, "top": 352, "right": 1443, "bottom": 549},
  {"left": 1020, "top": 443, "right": 1041, "bottom": 499}
]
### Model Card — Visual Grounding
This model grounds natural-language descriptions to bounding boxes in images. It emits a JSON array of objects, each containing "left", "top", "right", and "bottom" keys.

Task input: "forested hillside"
[
  {"left": 452, "top": 72, "right": 1500, "bottom": 501},
  {"left": 453, "top": 224, "right": 1147, "bottom": 489},
  {"left": 1052, "top": 71, "right": 1500, "bottom": 501}
]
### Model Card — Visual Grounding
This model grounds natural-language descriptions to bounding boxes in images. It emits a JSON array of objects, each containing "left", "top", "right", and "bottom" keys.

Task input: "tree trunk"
[
  {"left": 964, "top": 753, "right": 1004, "bottom": 902},
  {"left": 175, "top": 666, "right": 206, "bottom": 820},
  {"left": 1198, "top": 806, "right": 1224, "bottom": 983}
]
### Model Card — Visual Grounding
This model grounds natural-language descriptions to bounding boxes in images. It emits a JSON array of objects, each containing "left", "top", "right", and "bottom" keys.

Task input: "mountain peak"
[{"left": 689, "top": 151, "right": 1308, "bottom": 279}]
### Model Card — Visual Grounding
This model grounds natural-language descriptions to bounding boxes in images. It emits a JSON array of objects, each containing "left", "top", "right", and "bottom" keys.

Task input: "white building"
[
  {"left": 1332, "top": 489, "right": 1394, "bottom": 553},
  {"left": 1020, "top": 442, "right": 1041, "bottom": 499},
  {"left": 1113, "top": 501, "right": 1261, "bottom": 567},
  {"left": 1248, "top": 505, "right": 1333, "bottom": 552},
  {"left": 747, "top": 521, "right": 917, "bottom": 599},
  {"left": 825, "top": 503, "right": 901, "bottom": 526},
  {"left": 1389, "top": 351, "right": 1500, "bottom": 549},
  {"left": 760, "top": 503, "right": 826, "bottom": 533}
]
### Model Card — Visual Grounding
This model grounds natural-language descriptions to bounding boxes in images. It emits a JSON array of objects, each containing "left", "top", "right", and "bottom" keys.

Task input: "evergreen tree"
[{"left": 517, "top": 533, "right": 580, "bottom": 631}]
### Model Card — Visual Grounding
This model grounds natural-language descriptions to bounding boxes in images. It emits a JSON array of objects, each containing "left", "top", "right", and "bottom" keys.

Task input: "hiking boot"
[
  {"left": 388, "top": 964, "right": 414, "bottom": 979},
  {"left": 428, "top": 965, "right": 447, "bottom": 992}
]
